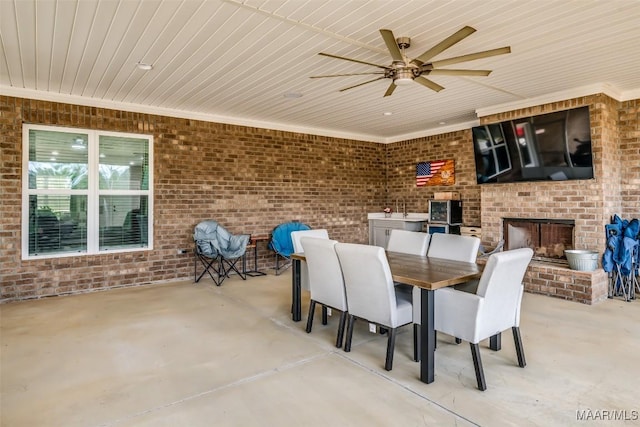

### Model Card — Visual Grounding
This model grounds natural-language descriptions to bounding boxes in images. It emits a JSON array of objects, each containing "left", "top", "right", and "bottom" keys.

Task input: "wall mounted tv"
[{"left": 472, "top": 106, "right": 593, "bottom": 184}]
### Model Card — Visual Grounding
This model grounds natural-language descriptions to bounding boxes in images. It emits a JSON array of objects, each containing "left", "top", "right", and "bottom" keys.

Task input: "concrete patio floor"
[{"left": 1, "top": 271, "right": 639, "bottom": 426}]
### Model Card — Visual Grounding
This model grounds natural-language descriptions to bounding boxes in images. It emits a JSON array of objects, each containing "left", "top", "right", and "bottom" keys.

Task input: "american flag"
[{"left": 416, "top": 161, "right": 446, "bottom": 186}]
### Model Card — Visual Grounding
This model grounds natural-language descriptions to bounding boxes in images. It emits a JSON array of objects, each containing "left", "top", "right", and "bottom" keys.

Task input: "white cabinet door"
[
  {"left": 369, "top": 220, "right": 426, "bottom": 247},
  {"left": 372, "top": 226, "right": 390, "bottom": 248}
]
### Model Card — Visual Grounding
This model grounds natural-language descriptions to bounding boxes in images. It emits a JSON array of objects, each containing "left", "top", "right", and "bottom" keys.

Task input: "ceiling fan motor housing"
[{"left": 396, "top": 36, "right": 411, "bottom": 49}]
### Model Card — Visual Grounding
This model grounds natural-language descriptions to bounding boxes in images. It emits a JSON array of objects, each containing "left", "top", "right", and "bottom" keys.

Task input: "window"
[{"left": 22, "top": 125, "right": 153, "bottom": 259}]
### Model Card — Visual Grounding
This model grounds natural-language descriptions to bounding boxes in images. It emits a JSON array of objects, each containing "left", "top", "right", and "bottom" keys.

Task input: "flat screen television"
[{"left": 472, "top": 106, "right": 594, "bottom": 184}]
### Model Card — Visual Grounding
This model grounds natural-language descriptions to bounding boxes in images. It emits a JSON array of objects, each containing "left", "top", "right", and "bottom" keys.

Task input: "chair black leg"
[
  {"left": 274, "top": 254, "right": 291, "bottom": 275},
  {"left": 306, "top": 300, "right": 316, "bottom": 333},
  {"left": 194, "top": 254, "right": 213, "bottom": 283},
  {"left": 336, "top": 311, "right": 347, "bottom": 348},
  {"left": 195, "top": 254, "right": 223, "bottom": 285},
  {"left": 413, "top": 324, "right": 421, "bottom": 362},
  {"left": 385, "top": 328, "right": 397, "bottom": 371},
  {"left": 490, "top": 332, "right": 502, "bottom": 351},
  {"left": 242, "top": 252, "right": 247, "bottom": 276},
  {"left": 222, "top": 258, "right": 247, "bottom": 280},
  {"left": 215, "top": 258, "right": 224, "bottom": 286},
  {"left": 344, "top": 315, "right": 356, "bottom": 352},
  {"left": 321, "top": 305, "right": 328, "bottom": 325},
  {"left": 470, "top": 343, "right": 487, "bottom": 391},
  {"left": 512, "top": 327, "right": 527, "bottom": 368},
  {"left": 455, "top": 337, "right": 462, "bottom": 344}
]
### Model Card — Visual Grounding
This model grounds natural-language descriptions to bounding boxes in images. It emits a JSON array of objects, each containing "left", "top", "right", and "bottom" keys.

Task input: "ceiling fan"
[{"left": 311, "top": 26, "right": 510, "bottom": 97}]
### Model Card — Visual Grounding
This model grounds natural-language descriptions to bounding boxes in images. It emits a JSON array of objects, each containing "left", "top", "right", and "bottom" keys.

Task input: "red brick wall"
[
  {"left": 385, "top": 94, "right": 633, "bottom": 304},
  {"left": 1, "top": 94, "right": 637, "bottom": 302},
  {"left": 619, "top": 99, "right": 640, "bottom": 218},
  {"left": 0, "top": 96, "right": 385, "bottom": 301},
  {"left": 385, "top": 130, "right": 481, "bottom": 225}
]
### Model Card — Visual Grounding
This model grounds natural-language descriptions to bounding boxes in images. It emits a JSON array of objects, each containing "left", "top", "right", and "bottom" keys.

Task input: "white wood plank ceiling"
[{"left": 1, "top": 0, "right": 639, "bottom": 143}]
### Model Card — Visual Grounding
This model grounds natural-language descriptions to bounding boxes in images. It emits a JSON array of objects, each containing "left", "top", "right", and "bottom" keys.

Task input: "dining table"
[{"left": 290, "top": 250, "right": 482, "bottom": 384}]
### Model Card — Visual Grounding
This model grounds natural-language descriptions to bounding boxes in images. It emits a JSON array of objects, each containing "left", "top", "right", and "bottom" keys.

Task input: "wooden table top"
[
  {"left": 290, "top": 252, "right": 306, "bottom": 261},
  {"left": 292, "top": 250, "right": 482, "bottom": 291},
  {"left": 386, "top": 251, "right": 481, "bottom": 290}
]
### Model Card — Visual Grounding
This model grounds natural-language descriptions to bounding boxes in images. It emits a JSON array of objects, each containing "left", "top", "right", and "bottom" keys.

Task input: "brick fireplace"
[
  {"left": 476, "top": 95, "right": 621, "bottom": 305},
  {"left": 499, "top": 217, "right": 607, "bottom": 304},
  {"left": 503, "top": 218, "right": 575, "bottom": 262},
  {"left": 483, "top": 207, "right": 608, "bottom": 304}
]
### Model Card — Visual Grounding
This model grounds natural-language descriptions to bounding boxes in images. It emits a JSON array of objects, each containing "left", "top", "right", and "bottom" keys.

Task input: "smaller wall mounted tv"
[{"left": 472, "top": 106, "right": 594, "bottom": 184}]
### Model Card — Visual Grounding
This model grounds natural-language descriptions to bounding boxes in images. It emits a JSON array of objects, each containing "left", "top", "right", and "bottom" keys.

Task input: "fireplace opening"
[{"left": 503, "top": 218, "right": 575, "bottom": 262}]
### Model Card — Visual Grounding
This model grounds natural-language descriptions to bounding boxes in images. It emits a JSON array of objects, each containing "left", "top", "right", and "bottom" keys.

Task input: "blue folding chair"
[
  {"left": 604, "top": 215, "right": 639, "bottom": 301},
  {"left": 268, "top": 222, "right": 310, "bottom": 275}
]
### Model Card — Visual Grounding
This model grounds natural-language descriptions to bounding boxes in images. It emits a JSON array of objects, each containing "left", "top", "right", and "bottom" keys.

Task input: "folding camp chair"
[
  {"left": 268, "top": 221, "right": 310, "bottom": 275},
  {"left": 604, "top": 216, "right": 639, "bottom": 301},
  {"left": 604, "top": 218, "right": 622, "bottom": 298},
  {"left": 621, "top": 219, "right": 639, "bottom": 300},
  {"left": 194, "top": 220, "right": 250, "bottom": 286}
]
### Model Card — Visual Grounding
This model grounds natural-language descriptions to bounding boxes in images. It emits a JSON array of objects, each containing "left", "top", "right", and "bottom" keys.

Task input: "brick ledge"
[{"left": 524, "top": 260, "right": 608, "bottom": 305}]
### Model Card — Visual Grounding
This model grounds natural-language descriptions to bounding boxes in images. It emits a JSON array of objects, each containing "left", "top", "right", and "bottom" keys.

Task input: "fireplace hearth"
[{"left": 503, "top": 218, "right": 575, "bottom": 262}]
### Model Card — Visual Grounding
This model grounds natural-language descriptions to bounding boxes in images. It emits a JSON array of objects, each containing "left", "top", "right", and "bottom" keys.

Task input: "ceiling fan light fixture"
[
  {"left": 394, "top": 77, "right": 413, "bottom": 86},
  {"left": 394, "top": 69, "right": 414, "bottom": 85}
]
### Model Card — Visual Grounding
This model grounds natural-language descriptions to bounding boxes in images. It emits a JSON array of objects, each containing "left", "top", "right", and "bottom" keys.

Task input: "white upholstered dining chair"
[
  {"left": 413, "top": 233, "right": 481, "bottom": 361},
  {"left": 386, "top": 229, "right": 431, "bottom": 256},
  {"left": 434, "top": 247, "right": 533, "bottom": 390},
  {"left": 334, "top": 243, "right": 413, "bottom": 371},
  {"left": 426, "top": 233, "right": 481, "bottom": 261},
  {"left": 290, "top": 229, "right": 329, "bottom": 291},
  {"left": 300, "top": 237, "right": 348, "bottom": 348}
]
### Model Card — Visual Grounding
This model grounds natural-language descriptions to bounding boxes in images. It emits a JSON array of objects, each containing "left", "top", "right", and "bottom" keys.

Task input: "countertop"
[{"left": 367, "top": 212, "right": 429, "bottom": 222}]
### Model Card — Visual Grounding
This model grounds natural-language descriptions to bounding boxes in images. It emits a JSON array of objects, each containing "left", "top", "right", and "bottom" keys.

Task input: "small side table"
[{"left": 244, "top": 234, "right": 270, "bottom": 277}]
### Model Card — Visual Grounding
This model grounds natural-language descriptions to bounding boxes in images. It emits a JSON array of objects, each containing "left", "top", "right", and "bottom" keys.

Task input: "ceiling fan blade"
[
  {"left": 310, "top": 72, "right": 385, "bottom": 78},
  {"left": 339, "top": 77, "right": 386, "bottom": 92},
  {"left": 380, "top": 29, "right": 404, "bottom": 62},
  {"left": 318, "top": 52, "right": 389, "bottom": 69},
  {"left": 383, "top": 82, "right": 397, "bottom": 97},
  {"left": 414, "top": 76, "right": 445, "bottom": 92},
  {"left": 430, "top": 46, "right": 511, "bottom": 68},
  {"left": 411, "top": 26, "right": 476, "bottom": 65},
  {"left": 427, "top": 69, "right": 492, "bottom": 76}
]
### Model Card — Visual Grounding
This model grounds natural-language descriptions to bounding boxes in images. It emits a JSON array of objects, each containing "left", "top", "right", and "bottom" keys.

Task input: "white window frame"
[{"left": 22, "top": 124, "right": 154, "bottom": 260}]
